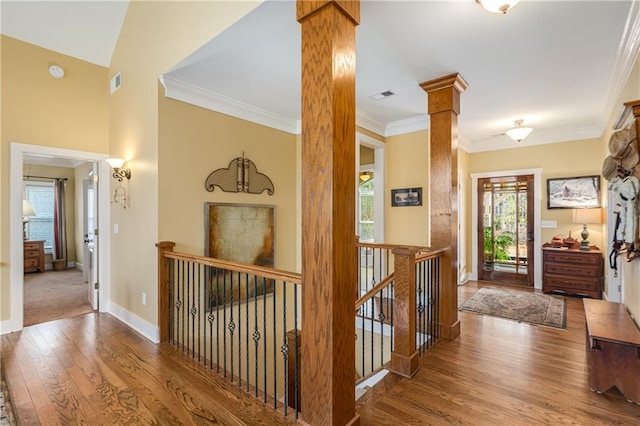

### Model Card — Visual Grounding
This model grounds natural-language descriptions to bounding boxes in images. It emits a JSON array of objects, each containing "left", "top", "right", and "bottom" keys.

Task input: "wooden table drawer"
[
  {"left": 544, "top": 251, "right": 600, "bottom": 265},
  {"left": 545, "top": 263, "right": 599, "bottom": 278},
  {"left": 24, "top": 258, "right": 39, "bottom": 268},
  {"left": 545, "top": 275, "right": 599, "bottom": 291}
]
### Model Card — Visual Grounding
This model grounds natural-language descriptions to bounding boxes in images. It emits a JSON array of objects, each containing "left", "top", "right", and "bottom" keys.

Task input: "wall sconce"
[
  {"left": 106, "top": 158, "right": 131, "bottom": 209},
  {"left": 106, "top": 158, "right": 131, "bottom": 181}
]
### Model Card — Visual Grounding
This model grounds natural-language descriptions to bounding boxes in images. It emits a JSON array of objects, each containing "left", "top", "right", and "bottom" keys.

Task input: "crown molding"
[
  {"left": 599, "top": 0, "right": 640, "bottom": 133},
  {"left": 384, "top": 115, "right": 429, "bottom": 137},
  {"left": 356, "top": 109, "right": 386, "bottom": 136},
  {"left": 160, "top": 75, "right": 300, "bottom": 134}
]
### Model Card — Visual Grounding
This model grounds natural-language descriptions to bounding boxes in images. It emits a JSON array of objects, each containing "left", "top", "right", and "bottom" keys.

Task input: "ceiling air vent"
[
  {"left": 110, "top": 72, "right": 122, "bottom": 94},
  {"left": 369, "top": 90, "right": 395, "bottom": 101}
]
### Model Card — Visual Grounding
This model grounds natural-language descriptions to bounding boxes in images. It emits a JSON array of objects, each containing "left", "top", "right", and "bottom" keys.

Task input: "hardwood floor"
[
  {"left": 2, "top": 281, "right": 639, "bottom": 425},
  {"left": 1, "top": 314, "right": 294, "bottom": 425},
  {"left": 358, "top": 281, "right": 640, "bottom": 425}
]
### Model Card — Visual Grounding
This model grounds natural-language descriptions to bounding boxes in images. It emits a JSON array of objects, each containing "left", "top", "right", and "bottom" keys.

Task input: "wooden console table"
[{"left": 583, "top": 299, "right": 640, "bottom": 403}]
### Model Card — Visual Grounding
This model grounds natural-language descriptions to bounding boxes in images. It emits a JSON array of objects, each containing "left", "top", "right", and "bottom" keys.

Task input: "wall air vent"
[
  {"left": 110, "top": 72, "right": 122, "bottom": 94},
  {"left": 369, "top": 90, "right": 395, "bottom": 101}
]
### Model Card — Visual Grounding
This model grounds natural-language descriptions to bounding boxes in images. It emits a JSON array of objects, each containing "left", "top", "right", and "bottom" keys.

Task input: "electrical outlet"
[
  {"left": 141, "top": 292, "right": 147, "bottom": 305},
  {"left": 113, "top": 223, "right": 119, "bottom": 234}
]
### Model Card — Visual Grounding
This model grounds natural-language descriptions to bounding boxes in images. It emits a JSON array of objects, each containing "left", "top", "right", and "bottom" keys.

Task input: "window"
[
  {"left": 359, "top": 176, "right": 374, "bottom": 242},
  {"left": 24, "top": 181, "right": 54, "bottom": 252}
]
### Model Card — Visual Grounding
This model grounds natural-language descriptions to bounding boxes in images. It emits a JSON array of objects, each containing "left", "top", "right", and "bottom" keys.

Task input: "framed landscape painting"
[
  {"left": 546, "top": 175, "right": 601, "bottom": 209},
  {"left": 205, "top": 203, "right": 275, "bottom": 306}
]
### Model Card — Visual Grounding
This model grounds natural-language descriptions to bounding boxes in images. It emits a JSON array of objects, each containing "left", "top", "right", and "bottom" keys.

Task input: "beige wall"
[
  {"left": 467, "top": 138, "right": 606, "bottom": 280},
  {"left": 107, "top": 1, "right": 261, "bottom": 325},
  {"left": 158, "top": 90, "right": 298, "bottom": 272},
  {"left": 0, "top": 36, "right": 108, "bottom": 321},
  {"left": 384, "top": 129, "right": 430, "bottom": 246}
]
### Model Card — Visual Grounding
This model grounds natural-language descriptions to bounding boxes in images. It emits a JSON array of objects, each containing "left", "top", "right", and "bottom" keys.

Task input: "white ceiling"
[{"left": 2, "top": 0, "right": 640, "bottom": 154}]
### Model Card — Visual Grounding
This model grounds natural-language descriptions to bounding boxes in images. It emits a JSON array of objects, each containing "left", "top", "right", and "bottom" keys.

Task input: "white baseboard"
[
  {"left": 0, "top": 319, "right": 14, "bottom": 335},
  {"left": 107, "top": 301, "right": 160, "bottom": 343},
  {"left": 75, "top": 262, "right": 84, "bottom": 271}
]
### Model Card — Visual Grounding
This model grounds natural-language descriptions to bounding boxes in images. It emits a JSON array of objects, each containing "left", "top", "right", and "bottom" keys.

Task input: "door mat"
[{"left": 459, "top": 287, "right": 566, "bottom": 329}]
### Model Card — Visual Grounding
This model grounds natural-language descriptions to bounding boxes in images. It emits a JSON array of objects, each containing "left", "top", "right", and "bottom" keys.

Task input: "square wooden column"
[
  {"left": 420, "top": 73, "right": 468, "bottom": 341},
  {"left": 297, "top": 2, "right": 360, "bottom": 425}
]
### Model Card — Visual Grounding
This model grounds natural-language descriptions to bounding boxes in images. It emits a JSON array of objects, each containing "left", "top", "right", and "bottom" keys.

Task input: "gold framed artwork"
[{"left": 205, "top": 202, "right": 275, "bottom": 306}]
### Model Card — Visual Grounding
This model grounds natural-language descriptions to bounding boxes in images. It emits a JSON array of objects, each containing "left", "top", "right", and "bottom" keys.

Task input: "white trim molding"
[
  {"left": 600, "top": 0, "right": 640, "bottom": 134},
  {"left": 108, "top": 301, "right": 160, "bottom": 343},
  {"left": 160, "top": 75, "right": 300, "bottom": 135},
  {"left": 9, "top": 143, "right": 111, "bottom": 333}
]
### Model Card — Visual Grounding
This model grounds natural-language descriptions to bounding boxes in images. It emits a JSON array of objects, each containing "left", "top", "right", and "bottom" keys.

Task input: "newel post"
[
  {"left": 390, "top": 246, "right": 420, "bottom": 378},
  {"left": 156, "top": 241, "right": 175, "bottom": 343}
]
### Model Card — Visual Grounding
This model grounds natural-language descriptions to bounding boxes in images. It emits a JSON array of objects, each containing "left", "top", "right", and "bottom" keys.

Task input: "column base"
[{"left": 390, "top": 351, "right": 420, "bottom": 378}]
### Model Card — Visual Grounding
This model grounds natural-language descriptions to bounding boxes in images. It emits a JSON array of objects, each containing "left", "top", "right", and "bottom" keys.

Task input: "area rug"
[{"left": 459, "top": 287, "right": 566, "bottom": 329}]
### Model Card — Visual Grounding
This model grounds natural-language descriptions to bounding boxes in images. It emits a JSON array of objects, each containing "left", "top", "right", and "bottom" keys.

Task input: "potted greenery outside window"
[{"left": 483, "top": 227, "right": 516, "bottom": 271}]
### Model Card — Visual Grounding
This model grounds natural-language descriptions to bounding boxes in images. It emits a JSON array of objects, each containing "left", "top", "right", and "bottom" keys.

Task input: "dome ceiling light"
[
  {"left": 476, "top": 0, "right": 521, "bottom": 15},
  {"left": 505, "top": 119, "right": 533, "bottom": 142}
]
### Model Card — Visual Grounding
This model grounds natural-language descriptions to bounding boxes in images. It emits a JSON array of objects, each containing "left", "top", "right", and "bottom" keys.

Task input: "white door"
[{"left": 83, "top": 164, "right": 99, "bottom": 310}]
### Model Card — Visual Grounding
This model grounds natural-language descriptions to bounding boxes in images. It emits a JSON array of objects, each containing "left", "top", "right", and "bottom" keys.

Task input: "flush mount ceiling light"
[
  {"left": 476, "top": 0, "right": 521, "bottom": 14},
  {"left": 505, "top": 119, "right": 533, "bottom": 142},
  {"left": 48, "top": 62, "right": 65, "bottom": 79}
]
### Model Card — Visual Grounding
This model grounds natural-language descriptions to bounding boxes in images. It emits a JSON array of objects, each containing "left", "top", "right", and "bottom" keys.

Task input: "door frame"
[
  {"left": 356, "top": 132, "right": 385, "bottom": 243},
  {"left": 9, "top": 142, "right": 111, "bottom": 332},
  {"left": 471, "top": 168, "right": 543, "bottom": 289}
]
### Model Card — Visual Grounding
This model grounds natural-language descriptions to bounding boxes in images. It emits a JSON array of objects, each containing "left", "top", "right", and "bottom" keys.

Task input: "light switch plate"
[{"left": 541, "top": 220, "right": 557, "bottom": 228}]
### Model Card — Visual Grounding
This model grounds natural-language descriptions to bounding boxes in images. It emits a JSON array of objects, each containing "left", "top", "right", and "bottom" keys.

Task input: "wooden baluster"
[
  {"left": 390, "top": 246, "right": 419, "bottom": 378},
  {"left": 156, "top": 241, "right": 175, "bottom": 342}
]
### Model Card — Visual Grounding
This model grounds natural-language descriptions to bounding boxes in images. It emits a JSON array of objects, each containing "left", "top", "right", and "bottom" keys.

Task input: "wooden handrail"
[
  {"left": 357, "top": 242, "right": 429, "bottom": 251},
  {"left": 415, "top": 248, "right": 447, "bottom": 262},
  {"left": 163, "top": 251, "right": 302, "bottom": 285},
  {"left": 355, "top": 273, "right": 395, "bottom": 310}
]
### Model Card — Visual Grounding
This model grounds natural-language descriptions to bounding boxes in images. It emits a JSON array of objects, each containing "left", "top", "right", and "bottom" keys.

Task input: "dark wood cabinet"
[
  {"left": 24, "top": 240, "right": 45, "bottom": 273},
  {"left": 542, "top": 247, "right": 603, "bottom": 299}
]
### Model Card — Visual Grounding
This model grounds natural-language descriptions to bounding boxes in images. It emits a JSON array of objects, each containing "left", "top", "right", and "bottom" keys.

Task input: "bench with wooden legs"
[{"left": 583, "top": 299, "right": 640, "bottom": 404}]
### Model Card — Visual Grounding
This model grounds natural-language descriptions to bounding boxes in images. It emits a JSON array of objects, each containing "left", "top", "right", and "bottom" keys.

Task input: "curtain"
[{"left": 53, "top": 178, "right": 67, "bottom": 266}]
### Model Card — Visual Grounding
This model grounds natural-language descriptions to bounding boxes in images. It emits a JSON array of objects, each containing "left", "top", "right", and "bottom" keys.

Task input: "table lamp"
[{"left": 573, "top": 208, "right": 602, "bottom": 251}]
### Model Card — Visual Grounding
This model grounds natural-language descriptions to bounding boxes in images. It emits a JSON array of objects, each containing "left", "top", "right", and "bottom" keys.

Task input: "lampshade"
[
  {"left": 505, "top": 119, "right": 533, "bottom": 142},
  {"left": 22, "top": 200, "right": 36, "bottom": 217},
  {"left": 106, "top": 158, "right": 125, "bottom": 169},
  {"left": 476, "top": 0, "right": 521, "bottom": 14},
  {"left": 573, "top": 208, "right": 602, "bottom": 225}
]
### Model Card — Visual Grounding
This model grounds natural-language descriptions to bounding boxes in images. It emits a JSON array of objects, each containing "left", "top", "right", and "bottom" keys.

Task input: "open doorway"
[{"left": 9, "top": 143, "right": 110, "bottom": 332}]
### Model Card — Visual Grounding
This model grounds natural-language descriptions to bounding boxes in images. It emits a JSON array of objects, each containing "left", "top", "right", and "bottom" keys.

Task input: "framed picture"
[
  {"left": 546, "top": 175, "right": 601, "bottom": 209},
  {"left": 391, "top": 187, "right": 423, "bottom": 207},
  {"left": 205, "top": 202, "right": 275, "bottom": 306}
]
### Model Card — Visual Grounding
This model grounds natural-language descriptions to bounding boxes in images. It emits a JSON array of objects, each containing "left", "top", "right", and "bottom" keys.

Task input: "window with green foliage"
[{"left": 359, "top": 177, "right": 374, "bottom": 242}]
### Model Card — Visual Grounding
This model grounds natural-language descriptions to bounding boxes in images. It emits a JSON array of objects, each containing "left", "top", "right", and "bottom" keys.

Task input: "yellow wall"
[
  {"left": 0, "top": 36, "right": 108, "bottom": 321},
  {"left": 384, "top": 129, "right": 430, "bottom": 246},
  {"left": 158, "top": 90, "right": 298, "bottom": 272},
  {"left": 107, "top": 1, "right": 261, "bottom": 325}
]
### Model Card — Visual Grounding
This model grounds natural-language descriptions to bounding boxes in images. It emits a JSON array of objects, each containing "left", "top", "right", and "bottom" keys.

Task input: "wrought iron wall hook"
[{"left": 205, "top": 152, "right": 274, "bottom": 195}]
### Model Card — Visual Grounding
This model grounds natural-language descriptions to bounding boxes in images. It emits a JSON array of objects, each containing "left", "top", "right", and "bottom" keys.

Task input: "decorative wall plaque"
[{"left": 205, "top": 153, "right": 274, "bottom": 195}]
